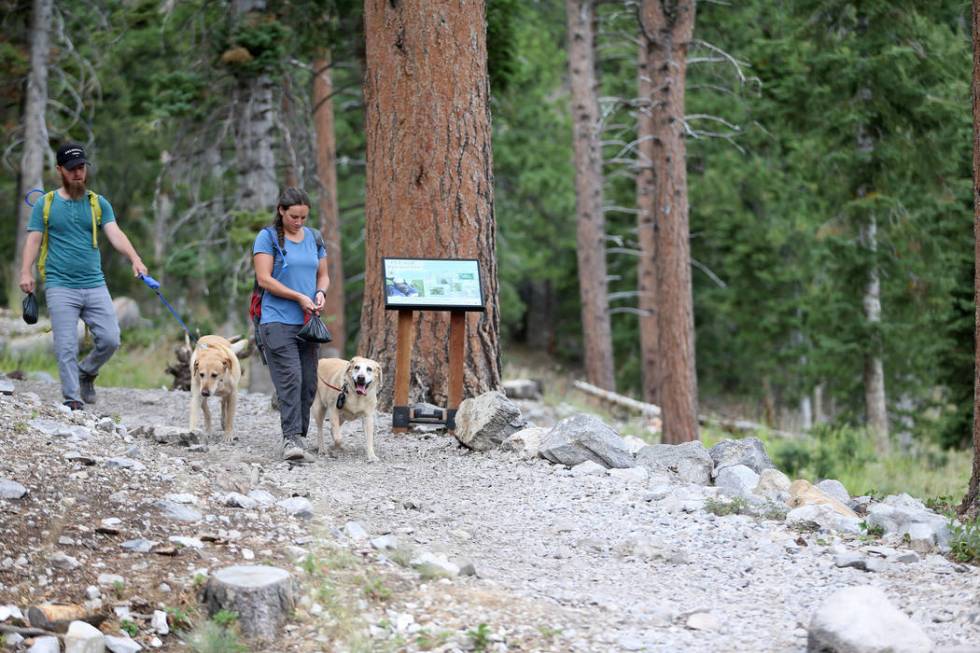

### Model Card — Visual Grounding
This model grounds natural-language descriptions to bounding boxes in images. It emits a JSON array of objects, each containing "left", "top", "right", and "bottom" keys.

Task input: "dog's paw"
[{"left": 366, "top": 453, "right": 379, "bottom": 463}]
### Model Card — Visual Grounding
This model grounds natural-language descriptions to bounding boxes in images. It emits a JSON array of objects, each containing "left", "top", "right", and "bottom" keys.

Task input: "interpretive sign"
[{"left": 383, "top": 258, "right": 484, "bottom": 312}]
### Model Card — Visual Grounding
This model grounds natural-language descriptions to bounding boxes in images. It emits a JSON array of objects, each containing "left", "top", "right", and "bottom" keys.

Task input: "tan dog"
[
  {"left": 312, "top": 356, "right": 383, "bottom": 461},
  {"left": 189, "top": 335, "right": 242, "bottom": 441}
]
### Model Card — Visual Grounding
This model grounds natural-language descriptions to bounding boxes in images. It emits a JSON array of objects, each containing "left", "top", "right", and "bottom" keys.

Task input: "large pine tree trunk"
[
  {"left": 636, "top": 7, "right": 660, "bottom": 405},
  {"left": 232, "top": 0, "right": 280, "bottom": 393},
  {"left": 961, "top": 0, "right": 980, "bottom": 519},
  {"left": 11, "top": 0, "right": 52, "bottom": 309},
  {"left": 646, "top": 0, "right": 699, "bottom": 443},
  {"left": 861, "top": 215, "right": 890, "bottom": 450},
  {"left": 313, "top": 54, "right": 345, "bottom": 359},
  {"left": 566, "top": 0, "right": 616, "bottom": 391},
  {"left": 360, "top": 0, "right": 501, "bottom": 410}
]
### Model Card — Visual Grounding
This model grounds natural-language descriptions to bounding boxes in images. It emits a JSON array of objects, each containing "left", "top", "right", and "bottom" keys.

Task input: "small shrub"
[
  {"left": 361, "top": 575, "right": 392, "bottom": 601},
  {"left": 949, "top": 517, "right": 980, "bottom": 564},
  {"left": 415, "top": 630, "right": 451, "bottom": 651},
  {"left": 759, "top": 502, "right": 788, "bottom": 521},
  {"left": 166, "top": 606, "right": 193, "bottom": 630},
  {"left": 926, "top": 496, "right": 957, "bottom": 516},
  {"left": 467, "top": 623, "right": 492, "bottom": 652},
  {"left": 538, "top": 625, "right": 562, "bottom": 639},
  {"left": 120, "top": 619, "right": 138, "bottom": 637},
  {"left": 112, "top": 580, "right": 126, "bottom": 597},
  {"left": 859, "top": 520, "right": 885, "bottom": 539},
  {"left": 185, "top": 620, "right": 248, "bottom": 653},
  {"left": 790, "top": 520, "right": 820, "bottom": 534},
  {"left": 704, "top": 496, "right": 749, "bottom": 517},
  {"left": 211, "top": 610, "right": 238, "bottom": 627}
]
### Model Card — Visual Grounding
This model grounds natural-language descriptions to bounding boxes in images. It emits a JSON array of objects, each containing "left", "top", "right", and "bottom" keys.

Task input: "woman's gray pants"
[
  {"left": 260, "top": 322, "right": 319, "bottom": 442},
  {"left": 45, "top": 286, "right": 120, "bottom": 403}
]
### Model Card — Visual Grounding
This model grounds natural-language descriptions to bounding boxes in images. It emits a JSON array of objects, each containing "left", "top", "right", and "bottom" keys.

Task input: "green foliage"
[
  {"left": 467, "top": 623, "right": 492, "bottom": 652},
  {"left": 185, "top": 620, "right": 248, "bottom": 653},
  {"left": 211, "top": 610, "right": 238, "bottom": 627},
  {"left": 704, "top": 496, "right": 750, "bottom": 517},
  {"left": 120, "top": 619, "right": 138, "bottom": 637},
  {"left": 859, "top": 520, "right": 885, "bottom": 539},
  {"left": 769, "top": 425, "right": 876, "bottom": 482},
  {"left": 949, "top": 516, "right": 980, "bottom": 564}
]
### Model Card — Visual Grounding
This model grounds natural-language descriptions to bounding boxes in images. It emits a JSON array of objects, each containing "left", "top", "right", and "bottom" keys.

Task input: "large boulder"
[
  {"left": 865, "top": 494, "right": 950, "bottom": 552},
  {"left": 754, "top": 468, "right": 791, "bottom": 501},
  {"left": 538, "top": 414, "right": 634, "bottom": 469},
  {"left": 501, "top": 427, "right": 549, "bottom": 458},
  {"left": 807, "top": 585, "right": 932, "bottom": 653},
  {"left": 714, "top": 465, "right": 760, "bottom": 498},
  {"left": 634, "top": 441, "right": 714, "bottom": 485},
  {"left": 708, "top": 438, "right": 774, "bottom": 476},
  {"left": 454, "top": 391, "right": 525, "bottom": 451},
  {"left": 786, "top": 504, "right": 862, "bottom": 534},
  {"left": 788, "top": 480, "right": 857, "bottom": 518}
]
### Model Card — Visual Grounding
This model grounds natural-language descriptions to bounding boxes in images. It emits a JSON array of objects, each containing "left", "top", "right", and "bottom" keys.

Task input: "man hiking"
[{"left": 18, "top": 143, "right": 149, "bottom": 410}]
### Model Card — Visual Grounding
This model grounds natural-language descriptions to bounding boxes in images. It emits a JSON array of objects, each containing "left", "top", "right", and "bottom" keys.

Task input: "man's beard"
[{"left": 60, "top": 172, "right": 86, "bottom": 199}]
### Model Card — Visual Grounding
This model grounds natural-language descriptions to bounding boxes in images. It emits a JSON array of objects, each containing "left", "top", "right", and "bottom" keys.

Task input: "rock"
[
  {"left": 787, "top": 504, "right": 862, "bottom": 534},
  {"left": 816, "top": 479, "right": 851, "bottom": 505},
  {"left": 834, "top": 553, "right": 885, "bottom": 573},
  {"left": 27, "top": 637, "right": 60, "bottom": 653},
  {"left": 370, "top": 535, "right": 398, "bottom": 551},
  {"left": 98, "top": 573, "right": 125, "bottom": 587},
  {"left": 152, "top": 610, "right": 169, "bottom": 635},
  {"left": 169, "top": 536, "right": 204, "bottom": 549},
  {"left": 344, "top": 521, "right": 368, "bottom": 542},
  {"left": 410, "top": 551, "right": 459, "bottom": 578},
  {"left": 634, "top": 441, "right": 713, "bottom": 485},
  {"left": 202, "top": 565, "right": 294, "bottom": 640},
  {"left": 686, "top": 611, "right": 720, "bottom": 631},
  {"left": 754, "top": 468, "right": 791, "bottom": 500},
  {"left": 29, "top": 419, "right": 92, "bottom": 441},
  {"left": 277, "top": 497, "right": 313, "bottom": 519},
  {"left": 105, "top": 458, "right": 145, "bottom": 471},
  {"left": 807, "top": 585, "right": 932, "bottom": 653},
  {"left": 607, "top": 467, "right": 649, "bottom": 484},
  {"left": 248, "top": 489, "right": 275, "bottom": 506},
  {"left": 50, "top": 552, "right": 81, "bottom": 570},
  {"left": 454, "top": 391, "right": 525, "bottom": 451},
  {"left": 501, "top": 379, "right": 541, "bottom": 400},
  {"left": 27, "top": 605, "right": 105, "bottom": 634},
  {"left": 121, "top": 539, "right": 158, "bottom": 553},
  {"left": 570, "top": 460, "right": 607, "bottom": 477},
  {"left": 164, "top": 493, "right": 197, "bottom": 504},
  {"left": 65, "top": 451, "right": 97, "bottom": 466},
  {"left": 64, "top": 620, "right": 106, "bottom": 653},
  {"left": 788, "top": 480, "right": 857, "bottom": 518},
  {"left": 154, "top": 500, "right": 202, "bottom": 522},
  {"left": 0, "top": 378, "right": 13, "bottom": 395},
  {"left": 714, "top": 465, "right": 760, "bottom": 498},
  {"left": 501, "top": 427, "right": 549, "bottom": 458},
  {"left": 708, "top": 438, "right": 774, "bottom": 475},
  {"left": 105, "top": 635, "right": 143, "bottom": 653},
  {"left": 539, "top": 414, "right": 634, "bottom": 469},
  {"left": 866, "top": 494, "right": 949, "bottom": 552},
  {"left": 223, "top": 492, "right": 258, "bottom": 509},
  {"left": 0, "top": 479, "right": 28, "bottom": 499},
  {"left": 621, "top": 435, "right": 648, "bottom": 455}
]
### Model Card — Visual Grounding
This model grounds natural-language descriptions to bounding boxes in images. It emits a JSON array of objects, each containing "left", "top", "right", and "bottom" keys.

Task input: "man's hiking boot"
[
  {"left": 79, "top": 372, "right": 97, "bottom": 404},
  {"left": 63, "top": 400, "right": 84, "bottom": 411}
]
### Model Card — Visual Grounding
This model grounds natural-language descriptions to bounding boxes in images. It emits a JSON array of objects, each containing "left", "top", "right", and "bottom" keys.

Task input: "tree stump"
[{"left": 201, "top": 565, "right": 294, "bottom": 640}]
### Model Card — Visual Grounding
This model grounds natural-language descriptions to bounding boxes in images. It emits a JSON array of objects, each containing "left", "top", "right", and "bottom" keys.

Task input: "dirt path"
[{"left": 2, "top": 378, "right": 980, "bottom": 652}]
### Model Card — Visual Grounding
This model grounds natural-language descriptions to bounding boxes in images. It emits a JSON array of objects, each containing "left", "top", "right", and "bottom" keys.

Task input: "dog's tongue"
[{"left": 355, "top": 382, "right": 368, "bottom": 395}]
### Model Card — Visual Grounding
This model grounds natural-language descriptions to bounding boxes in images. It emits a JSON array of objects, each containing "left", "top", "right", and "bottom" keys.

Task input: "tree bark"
[
  {"left": 360, "top": 0, "right": 501, "bottom": 410},
  {"left": 860, "top": 215, "right": 890, "bottom": 450},
  {"left": 232, "top": 0, "right": 281, "bottom": 394},
  {"left": 644, "top": 0, "right": 699, "bottom": 443},
  {"left": 636, "top": 9, "right": 660, "bottom": 404},
  {"left": 11, "top": 0, "right": 52, "bottom": 310},
  {"left": 566, "top": 0, "right": 616, "bottom": 391},
  {"left": 313, "top": 54, "right": 345, "bottom": 358},
  {"left": 961, "top": 0, "right": 980, "bottom": 519}
]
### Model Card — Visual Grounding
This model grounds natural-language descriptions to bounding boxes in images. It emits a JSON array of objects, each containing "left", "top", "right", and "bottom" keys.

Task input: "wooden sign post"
[{"left": 384, "top": 258, "right": 484, "bottom": 432}]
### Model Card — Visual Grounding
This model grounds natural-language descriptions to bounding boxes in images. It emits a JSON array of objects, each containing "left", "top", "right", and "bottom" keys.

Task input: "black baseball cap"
[{"left": 56, "top": 143, "right": 88, "bottom": 170}]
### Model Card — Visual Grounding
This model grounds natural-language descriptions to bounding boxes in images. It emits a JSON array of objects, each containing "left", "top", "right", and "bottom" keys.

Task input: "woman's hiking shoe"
[
  {"left": 281, "top": 437, "right": 307, "bottom": 462},
  {"left": 63, "top": 400, "right": 84, "bottom": 411},
  {"left": 79, "top": 372, "right": 97, "bottom": 404}
]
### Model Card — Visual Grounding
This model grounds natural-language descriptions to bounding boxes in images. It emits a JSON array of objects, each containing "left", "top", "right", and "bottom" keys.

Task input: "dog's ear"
[
  {"left": 223, "top": 358, "right": 230, "bottom": 371},
  {"left": 192, "top": 359, "right": 199, "bottom": 373},
  {"left": 345, "top": 361, "right": 355, "bottom": 379}
]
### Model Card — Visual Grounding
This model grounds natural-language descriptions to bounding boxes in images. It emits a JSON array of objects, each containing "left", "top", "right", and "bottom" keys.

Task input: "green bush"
[{"left": 949, "top": 517, "right": 980, "bottom": 564}]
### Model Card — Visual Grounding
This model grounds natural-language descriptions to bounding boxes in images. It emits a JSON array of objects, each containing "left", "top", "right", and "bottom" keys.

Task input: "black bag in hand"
[
  {"left": 296, "top": 313, "right": 333, "bottom": 343},
  {"left": 22, "top": 292, "right": 38, "bottom": 325}
]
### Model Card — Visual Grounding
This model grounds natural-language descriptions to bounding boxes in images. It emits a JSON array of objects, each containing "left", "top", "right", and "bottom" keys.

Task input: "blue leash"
[{"left": 139, "top": 274, "right": 192, "bottom": 339}]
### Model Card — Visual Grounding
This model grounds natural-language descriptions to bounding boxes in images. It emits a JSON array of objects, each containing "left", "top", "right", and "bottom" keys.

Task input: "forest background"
[{"left": 0, "top": 1, "right": 976, "bottom": 499}]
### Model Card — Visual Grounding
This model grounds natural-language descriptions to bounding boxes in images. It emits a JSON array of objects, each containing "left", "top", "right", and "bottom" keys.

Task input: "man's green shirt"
[{"left": 27, "top": 192, "right": 116, "bottom": 289}]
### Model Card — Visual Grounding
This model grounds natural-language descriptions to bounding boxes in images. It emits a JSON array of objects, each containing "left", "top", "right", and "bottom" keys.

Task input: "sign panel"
[{"left": 383, "top": 258, "right": 485, "bottom": 311}]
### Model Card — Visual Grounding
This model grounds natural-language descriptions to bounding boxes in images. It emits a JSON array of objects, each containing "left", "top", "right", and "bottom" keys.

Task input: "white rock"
[
  {"left": 247, "top": 489, "right": 275, "bottom": 506},
  {"left": 0, "top": 479, "right": 28, "bottom": 499},
  {"left": 570, "top": 460, "right": 607, "bottom": 477},
  {"left": 686, "top": 611, "right": 720, "bottom": 631},
  {"left": 621, "top": 435, "right": 648, "bottom": 455},
  {"left": 277, "top": 497, "right": 314, "bottom": 519},
  {"left": 816, "top": 479, "right": 851, "bottom": 505},
  {"left": 787, "top": 504, "right": 862, "bottom": 534},
  {"left": 165, "top": 493, "right": 197, "bottom": 505},
  {"left": 607, "top": 467, "right": 649, "bottom": 483},
  {"left": 500, "top": 427, "right": 548, "bottom": 458},
  {"left": 410, "top": 551, "right": 459, "bottom": 577},
  {"left": 98, "top": 573, "right": 126, "bottom": 586},
  {"left": 714, "top": 465, "right": 760, "bottom": 498},
  {"left": 807, "top": 585, "right": 932, "bottom": 653},
  {"left": 64, "top": 620, "right": 106, "bottom": 653},
  {"left": 105, "top": 635, "right": 143, "bottom": 653},
  {"left": 754, "top": 468, "right": 791, "bottom": 500},
  {"left": 344, "top": 521, "right": 369, "bottom": 541},
  {"left": 27, "top": 637, "right": 61, "bottom": 653},
  {"left": 152, "top": 609, "right": 169, "bottom": 635},
  {"left": 168, "top": 536, "right": 204, "bottom": 549},
  {"left": 371, "top": 535, "right": 398, "bottom": 551},
  {"left": 223, "top": 492, "right": 258, "bottom": 509}
]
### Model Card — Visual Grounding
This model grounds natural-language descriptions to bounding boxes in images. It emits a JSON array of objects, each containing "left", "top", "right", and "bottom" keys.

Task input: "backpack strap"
[{"left": 39, "top": 190, "right": 103, "bottom": 282}]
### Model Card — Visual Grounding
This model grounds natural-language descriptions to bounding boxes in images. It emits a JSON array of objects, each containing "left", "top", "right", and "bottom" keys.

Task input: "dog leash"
[
  {"left": 139, "top": 274, "right": 193, "bottom": 339},
  {"left": 317, "top": 373, "right": 348, "bottom": 409}
]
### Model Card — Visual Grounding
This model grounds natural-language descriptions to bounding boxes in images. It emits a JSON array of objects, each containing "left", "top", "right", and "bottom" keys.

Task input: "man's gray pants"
[
  {"left": 45, "top": 286, "right": 120, "bottom": 403},
  {"left": 260, "top": 322, "right": 319, "bottom": 442}
]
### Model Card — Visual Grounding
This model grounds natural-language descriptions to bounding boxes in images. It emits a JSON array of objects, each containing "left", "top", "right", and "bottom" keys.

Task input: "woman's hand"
[
  {"left": 313, "top": 289, "right": 326, "bottom": 312},
  {"left": 298, "top": 294, "right": 317, "bottom": 314}
]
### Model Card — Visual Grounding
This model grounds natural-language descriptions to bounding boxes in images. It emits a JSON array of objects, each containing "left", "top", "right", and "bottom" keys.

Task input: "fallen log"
[
  {"left": 571, "top": 380, "right": 797, "bottom": 439},
  {"left": 0, "top": 623, "right": 62, "bottom": 639}
]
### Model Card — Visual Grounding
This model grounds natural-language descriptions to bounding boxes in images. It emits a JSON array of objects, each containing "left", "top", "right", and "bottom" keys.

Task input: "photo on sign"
[{"left": 383, "top": 258, "right": 484, "bottom": 311}]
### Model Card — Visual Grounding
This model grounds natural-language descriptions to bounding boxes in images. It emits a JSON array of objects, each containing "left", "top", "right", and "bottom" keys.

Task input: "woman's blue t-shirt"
[{"left": 252, "top": 227, "right": 326, "bottom": 325}]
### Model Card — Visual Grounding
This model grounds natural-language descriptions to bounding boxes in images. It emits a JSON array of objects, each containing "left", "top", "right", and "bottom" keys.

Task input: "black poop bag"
[
  {"left": 22, "top": 292, "right": 38, "bottom": 325},
  {"left": 296, "top": 313, "right": 332, "bottom": 343}
]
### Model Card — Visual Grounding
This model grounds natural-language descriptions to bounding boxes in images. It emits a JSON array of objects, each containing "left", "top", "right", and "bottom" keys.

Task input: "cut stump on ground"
[{"left": 200, "top": 565, "right": 294, "bottom": 640}]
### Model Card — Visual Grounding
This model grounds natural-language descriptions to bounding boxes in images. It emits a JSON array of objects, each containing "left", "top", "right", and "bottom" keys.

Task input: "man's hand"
[
  {"left": 131, "top": 258, "right": 148, "bottom": 278},
  {"left": 19, "top": 271, "right": 34, "bottom": 294}
]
